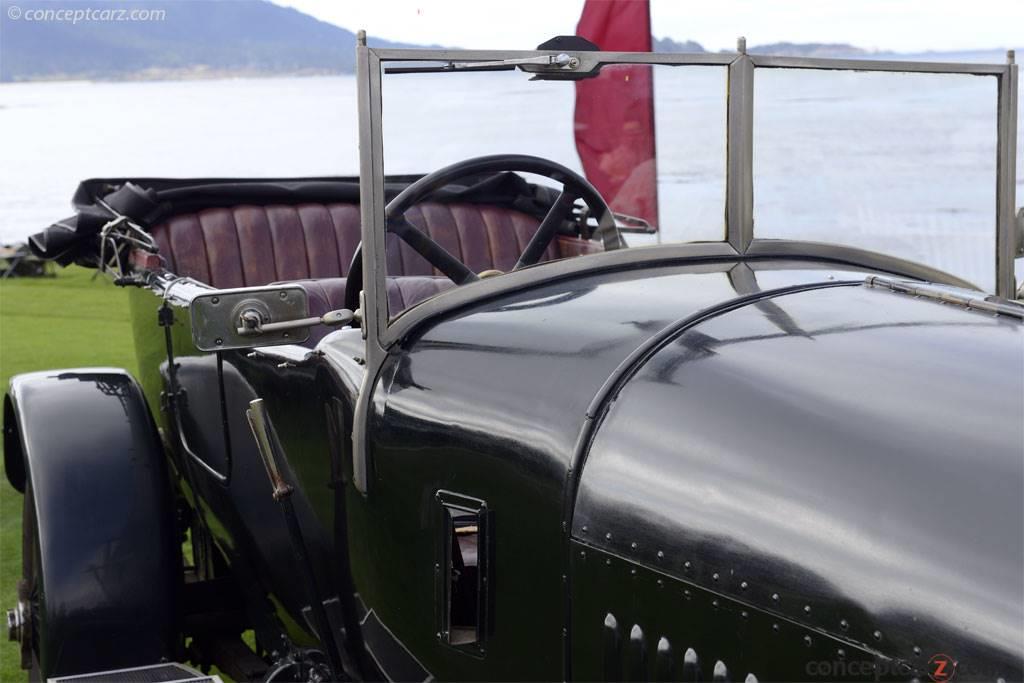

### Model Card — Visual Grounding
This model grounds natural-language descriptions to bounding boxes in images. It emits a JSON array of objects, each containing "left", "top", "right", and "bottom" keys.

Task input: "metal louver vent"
[{"left": 601, "top": 611, "right": 760, "bottom": 682}]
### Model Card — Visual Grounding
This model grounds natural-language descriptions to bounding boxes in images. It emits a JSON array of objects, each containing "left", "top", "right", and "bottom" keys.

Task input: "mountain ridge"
[
  {"left": 0, "top": 0, "right": 434, "bottom": 82},
  {"left": 0, "top": 0, "right": 1015, "bottom": 83}
]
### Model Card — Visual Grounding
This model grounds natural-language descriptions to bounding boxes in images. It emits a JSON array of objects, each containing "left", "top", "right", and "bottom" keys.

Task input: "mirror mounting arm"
[
  {"left": 237, "top": 308, "right": 355, "bottom": 336},
  {"left": 190, "top": 285, "right": 359, "bottom": 351}
]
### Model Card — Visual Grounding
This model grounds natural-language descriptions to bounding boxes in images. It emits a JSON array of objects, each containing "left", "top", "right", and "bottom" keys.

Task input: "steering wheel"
[{"left": 343, "top": 154, "right": 617, "bottom": 312}]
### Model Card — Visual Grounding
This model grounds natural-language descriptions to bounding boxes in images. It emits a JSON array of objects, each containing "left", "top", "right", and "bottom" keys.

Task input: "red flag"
[{"left": 574, "top": 0, "right": 659, "bottom": 228}]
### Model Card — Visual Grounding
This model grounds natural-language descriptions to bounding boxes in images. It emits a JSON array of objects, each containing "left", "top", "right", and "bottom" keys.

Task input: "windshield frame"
[{"left": 355, "top": 42, "right": 1018, "bottom": 357}]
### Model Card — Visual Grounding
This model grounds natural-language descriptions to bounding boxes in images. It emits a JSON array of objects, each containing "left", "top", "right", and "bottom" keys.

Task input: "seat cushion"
[{"left": 148, "top": 201, "right": 600, "bottom": 288}]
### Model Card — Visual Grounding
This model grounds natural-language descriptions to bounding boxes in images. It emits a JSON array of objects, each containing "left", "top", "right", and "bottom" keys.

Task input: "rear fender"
[{"left": 3, "top": 368, "right": 179, "bottom": 677}]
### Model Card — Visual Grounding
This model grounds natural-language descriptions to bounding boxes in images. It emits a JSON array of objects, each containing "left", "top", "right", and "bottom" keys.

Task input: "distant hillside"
[
  {"left": 746, "top": 42, "right": 869, "bottom": 58},
  {"left": 652, "top": 37, "right": 1015, "bottom": 62},
  {"left": 0, "top": 0, "right": 426, "bottom": 82},
  {"left": 653, "top": 36, "right": 706, "bottom": 53},
  {"left": 654, "top": 38, "right": 869, "bottom": 58},
  {"left": 0, "top": 2, "right": 1015, "bottom": 83}
]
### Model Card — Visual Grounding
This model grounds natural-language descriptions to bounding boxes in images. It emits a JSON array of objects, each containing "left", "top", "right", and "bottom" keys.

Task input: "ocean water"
[{"left": 0, "top": 66, "right": 1021, "bottom": 292}]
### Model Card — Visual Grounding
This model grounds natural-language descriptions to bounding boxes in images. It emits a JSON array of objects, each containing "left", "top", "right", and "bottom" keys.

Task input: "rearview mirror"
[{"left": 190, "top": 285, "right": 311, "bottom": 351}]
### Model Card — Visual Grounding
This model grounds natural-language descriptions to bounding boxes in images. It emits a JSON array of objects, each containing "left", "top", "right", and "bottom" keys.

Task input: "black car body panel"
[
  {"left": 573, "top": 283, "right": 1024, "bottom": 681},
  {"left": 298, "top": 260, "right": 1024, "bottom": 680}
]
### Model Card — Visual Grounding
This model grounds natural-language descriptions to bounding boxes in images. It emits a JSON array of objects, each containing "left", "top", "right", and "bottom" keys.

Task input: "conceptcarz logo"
[
  {"left": 806, "top": 653, "right": 958, "bottom": 681},
  {"left": 6, "top": 5, "right": 167, "bottom": 23},
  {"left": 928, "top": 653, "right": 957, "bottom": 682}
]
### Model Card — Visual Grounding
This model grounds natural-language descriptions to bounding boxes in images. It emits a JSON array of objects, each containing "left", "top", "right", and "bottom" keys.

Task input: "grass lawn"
[{"left": 0, "top": 266, "right": 137, "bottom": 681}]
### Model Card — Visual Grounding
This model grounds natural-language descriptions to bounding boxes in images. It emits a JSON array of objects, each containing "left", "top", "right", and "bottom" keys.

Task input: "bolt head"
[{"left": 7, "top": 606, "right": 25, "bottom": 642}]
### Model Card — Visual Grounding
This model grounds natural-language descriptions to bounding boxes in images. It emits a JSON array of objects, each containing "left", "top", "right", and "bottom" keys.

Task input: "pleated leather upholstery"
[
  {"left": 149, "top": 200, "right": 602, "bottom": 346},
  {"left": 149, "top": 201, "right": 599, "bottom": 289}
]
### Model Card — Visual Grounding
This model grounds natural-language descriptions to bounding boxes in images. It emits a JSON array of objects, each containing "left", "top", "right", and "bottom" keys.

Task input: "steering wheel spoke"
[
  {"left": 389, "top": 215, "right": 479, "bottom": 284},
  {"left": 343, "top": 154, "right": 615, "bottom": 314},
  {"left": 514, "top": 190, "right": 578, "bottom": 270}
]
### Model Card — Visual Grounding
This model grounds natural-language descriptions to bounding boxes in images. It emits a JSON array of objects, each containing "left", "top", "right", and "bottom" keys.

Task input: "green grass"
[{"left": 0, "top": 266, "right": 137, "bottom": 682}]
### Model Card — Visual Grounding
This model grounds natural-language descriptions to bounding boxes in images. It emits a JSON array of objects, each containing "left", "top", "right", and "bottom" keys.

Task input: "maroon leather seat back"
[{"left": 149, "top": 201, "right": 600, "bottom": 289}]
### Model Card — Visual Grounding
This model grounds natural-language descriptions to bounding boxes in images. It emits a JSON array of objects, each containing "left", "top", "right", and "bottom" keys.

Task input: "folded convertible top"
[{"left": 30, "top": 172, "right": 561, "bottom": 267}]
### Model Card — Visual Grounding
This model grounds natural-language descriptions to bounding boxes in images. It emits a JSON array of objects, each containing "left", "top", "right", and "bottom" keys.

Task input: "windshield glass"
[
  {"left": 383, "top": 63, "right": 728, "bottom": 245},
  {"left": 366, "top": 50, "right": 1012, "bottom": 325},
  {"left": 754, "top": 68, "right": 998, "bottom": 292}
]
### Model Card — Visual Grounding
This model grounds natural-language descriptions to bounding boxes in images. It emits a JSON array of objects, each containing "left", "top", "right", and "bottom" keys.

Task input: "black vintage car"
[{"left": 4, "top": 43, "right": 1023, "bottom": 683}]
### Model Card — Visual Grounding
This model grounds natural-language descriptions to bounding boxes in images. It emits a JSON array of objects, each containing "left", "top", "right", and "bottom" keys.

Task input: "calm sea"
[{"left": 1, "top": 63, "right": 1021, "bottom": 292}]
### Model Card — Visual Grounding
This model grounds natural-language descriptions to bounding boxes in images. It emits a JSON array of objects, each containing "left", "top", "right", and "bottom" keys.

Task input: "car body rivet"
[
  {"left": 683, "top": 589, "right": 691, "bottom": 600},
  {"left": 581, "top": 525, "right": 588, "bottom": 533},
  {"left": 712, "top": 599, "right": 719, "bottom": 608},
  {"left": 873, "top": 630, "right": 882, "bottom": 641},
  {"left": 605, "top": 558, "right": 612, "bottom": 566},
  {"left": 913, "top": 646, "right": 921, "bottom": 656},
  {"left": 771, "top": 593, "right": 779, "bottom": 602},
  {"left": 684, "top": 561, "right": 691, "bottom": 571},
  {"left": 630, "top": 568, "right": 637, "bottom": 576},
  {"left": 211, "top": 296, "right": 220, "bottom": 304},
  {"left": 605, "top": 532, "right": 612, "bottom": 540},
  {"left": 772, "top": 623, "right": 780, "bottom": 633},
  {"left": 657, "top": 579, "right": 664, "bottom": 588},
  {"left": 215, "top": 338, "right": 223, "bottom": 345},
  {"left": 656, "top": 550, "right": 664, "bottom": 559},
  {"left": 803, "top": 605, "right": 811, "bottom": 614},
  {"left": 579, "top": 550, "right": 586, "bottom": 558},
  {"left": 837, "top": 648, "right": 846, "bottom": 659},
  {"left": 279, "top": 291, "right": 288, "bottom": 299},
  {"left": 712, "top": 572, "right": 719, "bottom": 581},
  {"left": 740, "top": 581, "right": 748, "bottom": 590},
  {"left": 630, "top": 541, "right": 638, "bottom": 550},
  {"left": 803, "top": 635, "right": 813, "bottom": 647},
  {"left": 839, "top": 619, "right": 849, "bottom": 630},
  {"left": 741, "top": 611, "right": 748, "bottom": 619}
]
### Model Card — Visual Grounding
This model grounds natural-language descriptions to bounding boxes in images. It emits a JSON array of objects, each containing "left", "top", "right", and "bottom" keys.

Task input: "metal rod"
[
  {"left": 366, "top": 47, "right": 1009, "bottom": 75},
  {"left": 246, "top": 399, "right": 346, "bottom": 680},
  {"left": 246, "top": 399, "right": 292, "bottom": 500},
  {"left": 995, "top": 60, "right": 1019, "bottom": 298},
  {"left": 215, "top": 352, "right": 234, "bottom": 487},
  {"left": 751, "top": 54, "right": 1009, "bottom": 75},
  {"left": 353, "top": 43, "right": 389, "bottom": 496},
  {"left": 726, "top": 54, "right": 755, "bottom": 253},
  {"left": 369, "top": 47, "right": 736, "bottom": 66},
  {"left": 357, "top": 46, "right": 388, "bottom": 353}
]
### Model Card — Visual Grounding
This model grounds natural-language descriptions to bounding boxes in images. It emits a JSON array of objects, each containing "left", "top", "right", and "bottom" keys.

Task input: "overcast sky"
[{"left": 272, "top": 0, "right": 1023, "bottom": 54}]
